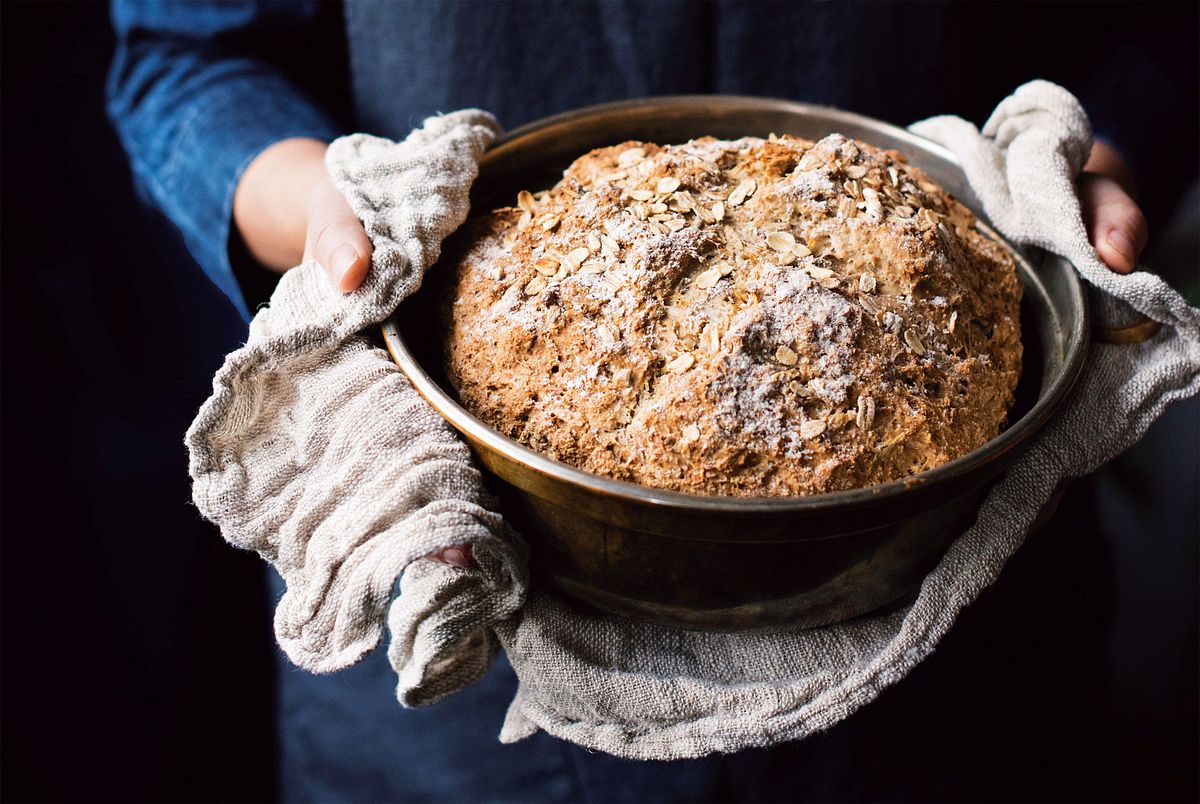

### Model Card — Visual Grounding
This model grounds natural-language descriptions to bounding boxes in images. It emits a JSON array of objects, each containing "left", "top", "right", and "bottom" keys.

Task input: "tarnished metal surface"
[
  {"left": 1094, "top": 318, "right": 1162, "bottom": 344},
  {"left": 381, "top": 96, "right": 1089, "bottom": 631}
]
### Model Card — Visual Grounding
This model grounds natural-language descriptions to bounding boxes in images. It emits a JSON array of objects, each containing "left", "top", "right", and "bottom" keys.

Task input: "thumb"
[
  {"left": 1079, "top": 173, "right": 1148, "bottom": 274},
  {"left": 305, "top": 177, "right": 374, "bottom": 291},
  {"left": 1077, "top": 142, "right": 1148, "bottom": 275}
]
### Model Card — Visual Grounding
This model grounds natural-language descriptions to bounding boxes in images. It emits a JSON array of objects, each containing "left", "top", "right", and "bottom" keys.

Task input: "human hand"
[
  {"left": 1078, "top": 141, "right": 1148, "bottom": 273},
  {"left": 301, "top": 170, "right": 374, "bottom": 292},
  {"left": 234, "top": 137, "right": 374, "bottom": 291}
]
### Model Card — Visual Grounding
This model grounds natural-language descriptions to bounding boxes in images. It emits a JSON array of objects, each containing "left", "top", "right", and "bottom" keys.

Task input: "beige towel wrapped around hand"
[
  {"left": 186, "top": 111, "right": 527, "bottom": 705},
  {"left": 187, "top": 83, "right": 1200, "bottom": 758}
]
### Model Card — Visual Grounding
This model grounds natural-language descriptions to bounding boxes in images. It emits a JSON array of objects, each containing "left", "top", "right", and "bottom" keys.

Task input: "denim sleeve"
[{"left": 107, "top": 0, "right": 341, "bottom": 320}]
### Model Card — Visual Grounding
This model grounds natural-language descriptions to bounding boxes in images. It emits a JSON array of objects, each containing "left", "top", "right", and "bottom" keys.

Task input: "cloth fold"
[
  {"left": 186, "top": 83, "right": 1200, "bottom": 759},
  {"left": 186, "top": 110, "right": 528, "bottom": 687}
]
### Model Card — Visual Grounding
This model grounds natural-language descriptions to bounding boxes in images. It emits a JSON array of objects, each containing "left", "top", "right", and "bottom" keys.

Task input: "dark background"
[
  {"left": 1, "top": 2, "right": 1196, "bottom": 802},
  {"left": 1, "top": 2, "right": 270, "bottom": 800}
]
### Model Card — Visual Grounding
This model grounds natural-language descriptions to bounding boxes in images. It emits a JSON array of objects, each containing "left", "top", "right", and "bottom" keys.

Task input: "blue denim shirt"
[
  {"left": 107, "top": 1, "right": 341, "bottom": 320},
  {"left": 107, "top": 1, "right": 1163, "bottom": 322}
]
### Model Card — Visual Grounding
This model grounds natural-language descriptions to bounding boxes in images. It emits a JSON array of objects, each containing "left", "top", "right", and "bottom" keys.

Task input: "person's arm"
[
  {"left": 107, "top": 0, "right": 343, "bottom": 320},
  {"left": 107, "top": 1, "right": 466, "bottom": 567}
]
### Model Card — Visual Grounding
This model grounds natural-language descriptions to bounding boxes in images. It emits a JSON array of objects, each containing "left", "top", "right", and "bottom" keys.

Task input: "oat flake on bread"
[{"left": 443, "top": 133, "right": 1022, "bottom": 496}]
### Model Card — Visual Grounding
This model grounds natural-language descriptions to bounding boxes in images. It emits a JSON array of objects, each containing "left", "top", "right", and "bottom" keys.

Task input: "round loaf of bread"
[{"left": 441, "top": 134, "right": 1022, "bottom": 497}]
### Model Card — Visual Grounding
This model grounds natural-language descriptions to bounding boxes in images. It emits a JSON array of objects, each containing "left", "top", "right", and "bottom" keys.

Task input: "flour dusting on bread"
[{"left": 442, "top": 134, "right": 1022, "bottom": 497}]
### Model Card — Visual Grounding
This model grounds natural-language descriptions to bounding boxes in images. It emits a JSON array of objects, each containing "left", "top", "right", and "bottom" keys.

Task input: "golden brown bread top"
[{"left": 441, "top": 133, "right": 1022, "bottom": 497}]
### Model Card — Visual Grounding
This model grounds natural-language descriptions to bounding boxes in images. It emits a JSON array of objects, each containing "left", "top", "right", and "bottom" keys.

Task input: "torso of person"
[{"left": 342, "top": 1, "right": 1023, "bottom": 139}]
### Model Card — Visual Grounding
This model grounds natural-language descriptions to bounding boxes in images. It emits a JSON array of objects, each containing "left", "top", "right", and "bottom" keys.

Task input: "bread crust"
[{"left": 442, "top": 134, "right": 1022, "bottom": 497}]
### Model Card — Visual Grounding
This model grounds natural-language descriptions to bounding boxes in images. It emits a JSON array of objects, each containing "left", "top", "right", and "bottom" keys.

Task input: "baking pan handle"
[{"left": 1093, "top": 317, "right": 1162, "bottom": 344}]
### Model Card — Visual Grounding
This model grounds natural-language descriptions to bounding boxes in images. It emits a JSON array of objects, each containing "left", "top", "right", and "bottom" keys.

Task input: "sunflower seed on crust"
[
  {"left": 694, "top": 267, "right": 722, "bottom": 289},
  {"left": 617, "top": 146, "right": 646, "bottom": 167},
  {"left": 856, "top": 395, "right": 876, "bottom": 430},
  {"left": 727, "top": 179, "right": 757, "bottom": 206},
  {"left": 667, "top": 353, "right": 696, "bottom": 373},
  {"left": 904, "top": 328, "right": 926, "bottom": 355},
  {"left": 766, "top": 231, "right": 796, "bottom": 252},
  {"left": 668, "top": 191, "right": 695, "bottom": 212},
  {"left": 563, "top": 247, "right": 591, "bottom": 269},
  {"left": 800, "top": 419, "right": 827, "bottom": 438}
]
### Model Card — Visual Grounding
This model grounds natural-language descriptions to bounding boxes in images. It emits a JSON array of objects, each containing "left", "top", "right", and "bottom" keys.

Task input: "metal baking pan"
[{"left": 381, "top": 96, "right": 1089, "bottom": 631}]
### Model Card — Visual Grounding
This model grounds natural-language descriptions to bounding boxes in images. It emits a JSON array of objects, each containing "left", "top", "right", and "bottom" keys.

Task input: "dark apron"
[
  {"left": 271, "top": 3, "right": 1118, "bottom": 800},
  {"left": 341, "top": 0, "right": 1005, "bottom": 138}
]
